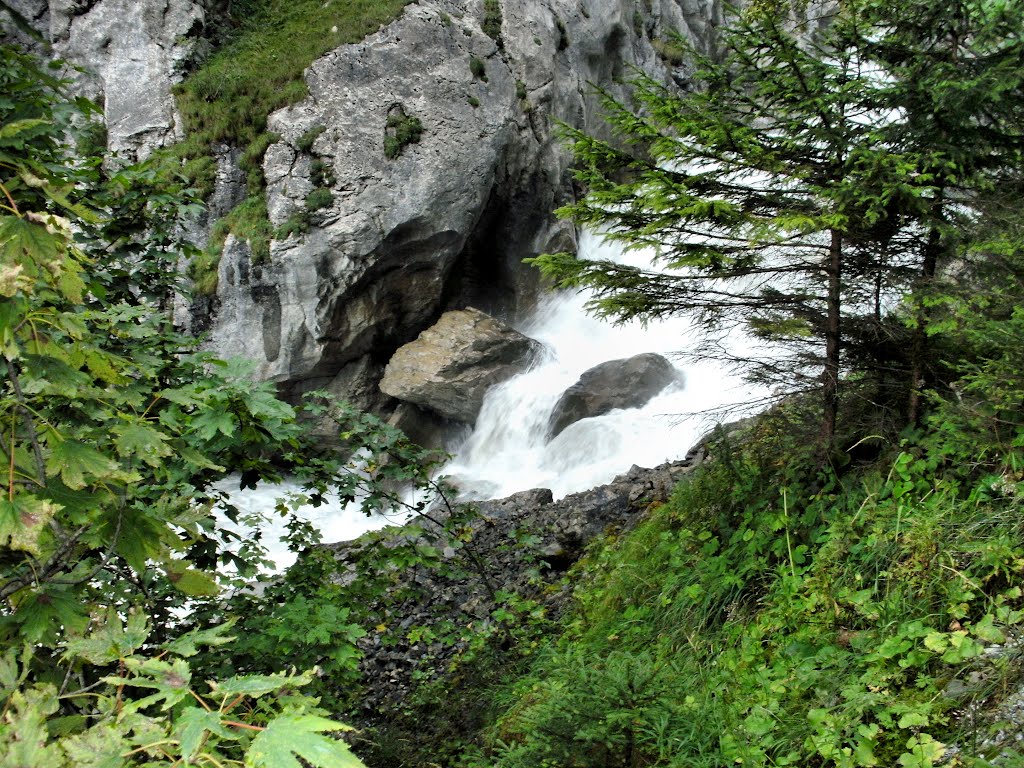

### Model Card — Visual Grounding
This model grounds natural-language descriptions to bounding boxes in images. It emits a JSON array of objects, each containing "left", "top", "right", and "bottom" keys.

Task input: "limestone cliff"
[{"left": 2, "top": 0, "right": 728, "bottom": 412}]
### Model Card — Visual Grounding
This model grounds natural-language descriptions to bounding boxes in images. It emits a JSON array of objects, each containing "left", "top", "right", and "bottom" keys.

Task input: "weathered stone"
[
  {"left": 195, "top": 0, "right": 725, "bottom": 396},
  {"left": 548, "top": 353, "right": 683, "bottom": 437},
  {"left": 380, "top": 308, "right": 542, "bottom": 425}
]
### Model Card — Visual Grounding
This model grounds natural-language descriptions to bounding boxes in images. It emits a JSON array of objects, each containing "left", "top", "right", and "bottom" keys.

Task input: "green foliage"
[
  {"left": 462, "top": 415, "right": 1024, "bottom": 768},
  {"left": 651, "top": 35, "right": 685, "bottom": 65},
  {"left": 310, "top": 157, "right": 337, "bottom": 189},
  {"left": 482, "top": 0, "right": 502, "bottom": 43},
  {"left": 305, "top": 187, "right": 334, "bottom": 212},
  {"left": 0, "top": 45, "right": 369, "bottom": 768},
  {"left": 532, "top": 0, "right": 1024, "bottom": 448},
  {"left": 467, "top": 95, "right": 481, "bottom": 108},
  {"left": 296, "top": 124, "right": 326, "bottom": 154},
  {"left": 275, "top": 210, "right": 310, "bottom": 240},
  {"left": 0, "top": 621, "right": 363, "bottom": 768},
  {"left": 384, "top": 107, "right": 424, "bottom": 160},
  {"left": 469, "top": 55, "right": 487, "bottom": 82}
]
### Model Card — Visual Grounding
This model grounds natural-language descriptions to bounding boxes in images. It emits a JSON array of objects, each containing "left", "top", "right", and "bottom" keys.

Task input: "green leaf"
[
  {"left": 897, "top": 734, "right": 945, "bottom": 767},
  {"left": 970, "top": 613, "right": 1006, "bottom": 644},
  {"left": 107, "top": 657, "right": 192, "bottom": 712},
  {"left": 0, "top": 118, "right": 51, "bottom": 143},
  {"left": 174, "top": 706, "right": 236, "bottom": 762},
  {"left": 191, "top": 409, "right": 237, "bottom": 440},
  {"left": 46, "top": 439, "right": 119, "bottom": 490},
  {"left": 0, "top": 685, "right": 63, "bottom": 768},
  {"left": 162, "top": 620, "right": 236, "bottom": 658},
  {"left": 62, "top": 609, "right": 150, "bottom": 665},
  {"left": 0, "top": 496, "right": 57, "bottom": 556},
  {"left": 245, "top": 713, "right": 363, "bottom": 768},
  {"left": 112, "top": 421, "right": 172, "bottom": 466},
  {"left": 210, "top": 669, "right": 315, "bottom": 699},
  {"left": 897, "top": 712, "right": 929, "bottom": 729},
  {"left": 164, "top": 563, "right": 220, "bottom": 597},
  {"left": 58, "top": 721, "right": 130, "bottom": 768},
  {"left": 0, "top": 214, "right": 64, "bottom": 269}
]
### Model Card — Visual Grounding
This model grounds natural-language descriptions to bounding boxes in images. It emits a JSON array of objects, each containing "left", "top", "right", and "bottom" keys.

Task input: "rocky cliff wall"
[
  {"left": 204, "top": 0, "right": 727, "bottom": 410},
  {"left": 2, "top": 0, "right": 727, "bottom": 411},
  {"left": 3, "top": 0, "right": 215, "bottom": 158}
]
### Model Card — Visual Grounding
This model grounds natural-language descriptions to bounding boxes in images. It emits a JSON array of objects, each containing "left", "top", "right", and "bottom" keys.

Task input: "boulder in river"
[
  {"left": 548, "top": 353, "right": 682, "bottom": 438},
  {"left": 379, "top": 308, "right": 543, "bottom": 425}
]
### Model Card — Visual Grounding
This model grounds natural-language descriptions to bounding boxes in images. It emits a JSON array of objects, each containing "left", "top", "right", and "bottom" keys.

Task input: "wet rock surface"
[
  {"left": 379, "top": 308, "right": 543, "bottom": 425},
  {"left": 548, "top": 352, "right": 683, "bottom": 437}
]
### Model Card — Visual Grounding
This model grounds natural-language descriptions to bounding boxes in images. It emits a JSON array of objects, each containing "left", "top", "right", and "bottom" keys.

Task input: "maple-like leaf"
[{"left": 245, "top": 713, "right": 364, "bottom": 768}]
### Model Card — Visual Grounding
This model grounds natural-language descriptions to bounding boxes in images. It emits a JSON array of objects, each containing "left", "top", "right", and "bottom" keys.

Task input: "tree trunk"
[
  {"left": 821, "top": 229, "right": 842, "bottom": 453},
  {"left": 908, "top": 224, "right": 941, "bottom": 425}
]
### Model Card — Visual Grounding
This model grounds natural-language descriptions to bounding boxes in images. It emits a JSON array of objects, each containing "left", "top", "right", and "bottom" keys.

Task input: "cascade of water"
[
  {"left": 441, "top": 230, "right": 763, "bottom": 500},
  {"left": 219, "top": 231, "right": 765, "bottom": 567}
]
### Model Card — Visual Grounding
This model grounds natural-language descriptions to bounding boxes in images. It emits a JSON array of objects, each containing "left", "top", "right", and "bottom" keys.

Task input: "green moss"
[
  {"left": 482, "top": 0, "right": 502, "bottom": 43},
  {"left": 309, "top": 158, "right": 336, "bottom": 189},
  {"left": 274, "top": 210, "right": 309, "bottom": 239},
  {"left": 187, "top": 247, "right": 221, "bottom": 296},
  {"left": 467, "top": 95, "right": 481, "bottom": 108},
  {"left": 189, "top": 194, "right": 275, "bottom": 295},
  {"left": 515, "top": 80, "right": 527, "bottom": 100},
  {"left": 652, "top": 36, "right": 687, "bottom": 66},
  {"left": 304, "top": 187, "right": 333, "bottom": 211},
  {"left": 295, "top": 124, "right": 326, "bottom": 154}
]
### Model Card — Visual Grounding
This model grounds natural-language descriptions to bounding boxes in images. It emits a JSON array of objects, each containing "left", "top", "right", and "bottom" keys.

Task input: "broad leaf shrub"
[
  {"left": 0, "top": 45, "right": 369, "bottom": 766},
  {"left": 463, "top": 409, "right": 1024, "bottom": 768}
]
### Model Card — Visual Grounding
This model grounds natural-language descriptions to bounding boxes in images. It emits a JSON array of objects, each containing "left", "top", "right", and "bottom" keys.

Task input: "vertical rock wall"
[
  {"left": 2, "top": 0, "right": 729, "bottom": 413},
  {"left": 201, "top": 0, "right": 727, "bottom": 410}
]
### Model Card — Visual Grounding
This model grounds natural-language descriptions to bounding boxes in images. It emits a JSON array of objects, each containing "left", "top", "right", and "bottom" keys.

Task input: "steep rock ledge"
[{"left": 198, "top": 0, "right": 726, "bottom": 404}]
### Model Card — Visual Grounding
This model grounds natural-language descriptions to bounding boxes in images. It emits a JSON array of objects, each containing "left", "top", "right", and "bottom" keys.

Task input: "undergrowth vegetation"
[{"left": 443, "top": 393, "right": 1024, "bottom": 766}]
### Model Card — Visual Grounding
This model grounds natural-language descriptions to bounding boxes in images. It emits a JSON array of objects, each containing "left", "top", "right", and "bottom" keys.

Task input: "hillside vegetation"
[{"left": 2, "top": 0, "right": 1024, "bottom": 766}]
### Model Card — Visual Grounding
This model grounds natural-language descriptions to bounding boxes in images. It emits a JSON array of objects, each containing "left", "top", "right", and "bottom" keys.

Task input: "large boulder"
[
  {"left": 379, "top": 308, "right": 542, "bottom": 425},
  {"left": 548, "top": 353, "right": 682, "bottom": 437}
]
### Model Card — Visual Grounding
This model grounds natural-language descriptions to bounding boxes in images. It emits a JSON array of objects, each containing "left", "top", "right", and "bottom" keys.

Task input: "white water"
[
  {"left": 443, "top": 230, "right": 765, "bottom": 500},
  {"left": 221, "top": 231, "right": 767, "bottom": 567}
]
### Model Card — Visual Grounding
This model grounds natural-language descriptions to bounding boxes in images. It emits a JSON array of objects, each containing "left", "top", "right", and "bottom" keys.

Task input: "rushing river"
[{"left": 220, "top": 231, "right": 765, "bottom": 568}]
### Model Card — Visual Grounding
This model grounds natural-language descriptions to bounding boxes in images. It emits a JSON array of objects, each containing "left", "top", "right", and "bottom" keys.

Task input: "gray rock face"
[
  {"left": 7, "top": 0, "right": 730, "bottom": 403},
  {"left": 379, "top": 307, "right": 542, "bottom": 425},
  {"left": 2, "top": 1, "right": 211, "bottom": 160},
  {"left": 548, "top": 352, "right": 682, "bottom": 437},
  {"left": 199, "top": 0, "right": 725, "bottom": 392}
]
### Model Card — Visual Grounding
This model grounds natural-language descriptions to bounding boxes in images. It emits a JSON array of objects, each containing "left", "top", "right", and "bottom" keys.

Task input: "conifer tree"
[{"left": 531, "top": 0, "right": 1024, "bottom": 450}]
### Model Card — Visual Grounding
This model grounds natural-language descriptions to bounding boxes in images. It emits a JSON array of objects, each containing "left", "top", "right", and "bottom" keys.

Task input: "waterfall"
[
  {"left": 442, "top": 230, "right": 763, "bottom": 500},
  {"left": 219, "top": 231, "right": 765, "bottom": 568}
]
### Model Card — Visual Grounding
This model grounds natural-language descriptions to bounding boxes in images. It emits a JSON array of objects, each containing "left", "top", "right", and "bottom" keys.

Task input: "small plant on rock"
[{"left": 384, "top": 104, "right": 424, "bottom": 159}]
